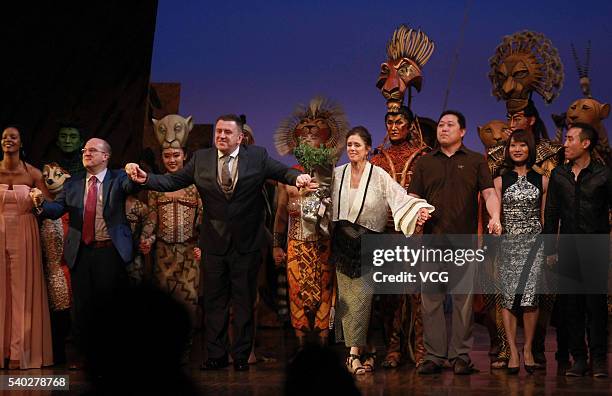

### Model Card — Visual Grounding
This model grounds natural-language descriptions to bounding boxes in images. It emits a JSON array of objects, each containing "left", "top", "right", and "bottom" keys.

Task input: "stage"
[{"left": 13, "top": 319, "right": 612, "bottom": 395}]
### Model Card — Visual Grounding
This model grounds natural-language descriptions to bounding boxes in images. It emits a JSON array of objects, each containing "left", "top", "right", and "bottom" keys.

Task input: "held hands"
[
  {"left": 125, "top": 163, "right": 148, "bottom": 184},
  {"left": 273, "top": 247, "right": 287, "bottom": 267},
  {"left": 139, "top": 238, "right": 152, "bottom": 255},
  {"left": 29, "top": 188, "right": 45, "bottom": 208},
  {"left": 194, "top": 247, "right": 202, "bottom": 261},
  {"left": 295, "top": 174, "right": 318, "bottom": 192},
  {"left": 487, "top": 217, "right": 502, "bottom": 235},
  {"left": 416, "top": 208, "right": 431, "bottom": 226}
]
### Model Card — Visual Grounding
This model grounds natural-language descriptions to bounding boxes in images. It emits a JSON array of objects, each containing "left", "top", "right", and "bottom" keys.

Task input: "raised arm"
[{"left": 125, "top": 153, "right": 196, "bottom": 193}]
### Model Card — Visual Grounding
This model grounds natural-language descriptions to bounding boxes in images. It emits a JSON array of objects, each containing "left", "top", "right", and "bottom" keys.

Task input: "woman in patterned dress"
[{"left": 493, "top": 129, "right": 548, "bottom": 374}]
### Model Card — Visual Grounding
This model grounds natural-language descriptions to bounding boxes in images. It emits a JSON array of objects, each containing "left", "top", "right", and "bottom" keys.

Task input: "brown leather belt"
[{"left": 89, "top": 240, "right": 113, "bottom": 249}]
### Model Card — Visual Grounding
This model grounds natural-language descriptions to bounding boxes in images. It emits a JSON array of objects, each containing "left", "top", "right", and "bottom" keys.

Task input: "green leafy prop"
[{"left": 293, "top": 142, "right": 334, "bottom": 174}]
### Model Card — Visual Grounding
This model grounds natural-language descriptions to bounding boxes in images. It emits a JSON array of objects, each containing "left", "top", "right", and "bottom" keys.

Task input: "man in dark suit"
[
  {"left": 125, "top": 114, "right": 314, "bottom": 371},
  {"left": 32, "top": 137, "right": 138, "bottom": 368}
]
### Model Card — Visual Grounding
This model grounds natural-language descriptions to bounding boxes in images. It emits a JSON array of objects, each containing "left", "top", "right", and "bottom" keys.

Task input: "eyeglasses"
[{"left": 81, "top": 148, "right": 107, "bottom": 155}]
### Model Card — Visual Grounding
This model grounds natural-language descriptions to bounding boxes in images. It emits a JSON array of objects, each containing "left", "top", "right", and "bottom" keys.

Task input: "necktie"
[
  {"left": 82, "top": 176, "right": 97, "bottom": 244},
  {"left": 221, "top": 155, "right": 233, "bottom": 195}
]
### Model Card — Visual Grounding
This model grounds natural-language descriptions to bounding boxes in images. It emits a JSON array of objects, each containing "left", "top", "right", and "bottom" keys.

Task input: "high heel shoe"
[
  {"left": 507, "top": 352, "right": 520, "bottom": 375},
  {"left": 523, "top": 348, "right": 536, "bottom": 374},
  {"left": 524, "top": 363, "right": 536, "bottom": 374}
]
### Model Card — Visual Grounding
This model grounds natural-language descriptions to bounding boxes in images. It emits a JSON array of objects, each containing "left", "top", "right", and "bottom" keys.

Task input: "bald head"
[{"left": 82, "top": 138, "right": 111, "bottom": 173}]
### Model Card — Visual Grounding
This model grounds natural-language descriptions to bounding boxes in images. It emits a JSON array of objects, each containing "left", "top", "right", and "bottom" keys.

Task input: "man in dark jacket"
[
  {"left": 125, "top": 114, "right": 314, "bottom": 371},
  {"left": 544, "top": 123, "right": 612, "bottom": 377}
]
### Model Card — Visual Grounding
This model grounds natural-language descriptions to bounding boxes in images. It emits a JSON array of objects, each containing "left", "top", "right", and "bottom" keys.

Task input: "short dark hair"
[
  {"left": 502, "top": 129, "right": 536, "bottom": 171},
  {"left": 346, "top": 126, "right": 372, "bottom": 148},
  {"left": 385, "top": 106, "right": 414, "bottom": 124},
  {"left": 438, "top": 110, "right": 466, "bottom": 129},
  {"left": 215, "top": 114, "right": 244, "bottom": 131},
  {"left": 569, "top": 122, "right": 598, "bottom": 152}
]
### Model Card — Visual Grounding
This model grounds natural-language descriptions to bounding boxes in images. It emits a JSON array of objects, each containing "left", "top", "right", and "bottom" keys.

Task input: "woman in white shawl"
[{"left": 330, "top": 126, "right": 434, "bottom": 375}]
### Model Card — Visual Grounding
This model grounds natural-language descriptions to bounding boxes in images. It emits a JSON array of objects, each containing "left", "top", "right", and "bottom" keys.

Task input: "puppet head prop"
[
  {"left": 478, "top": 120, "right": 511, "bottom": 150},
  {"left": 566, "top": 98, "right": 610, "bottom": 127},
  {"left": 571, "top": 41, "right": 592, "bottom": 98},
  {"left": 275, "top": 97, "right": 348, "bottom": 235},
  {"left": 42, "top": 162, "right": 71, "bottom": 195},
  {"left": 240, "top": 114, "right": 255, "bottom": 145},
  {"left": 377, "top": 25, "right": 435, "bottom": 112},
  {"left": 152, "top": 114, "right": 193, "bottom": 149},
  {"left": 489, "top": 31, "right": 563, "bottom": 114},
  {"left": 275, "top": 97, "right": 348, "bottom": 157},
  {"left": 567, "top": 97, "right": 610, "bottom": 149}
]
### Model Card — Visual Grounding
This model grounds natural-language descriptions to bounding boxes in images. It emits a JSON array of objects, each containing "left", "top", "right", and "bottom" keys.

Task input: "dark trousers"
[
  {"left": 562, "top": 293, "right": 608, "bottom": 362},
  {"left": 203, "top": 248, "right": 260, "bottom": 361},
  {"left": 70, "top": 243, "right": 127, "bottom": 353}
]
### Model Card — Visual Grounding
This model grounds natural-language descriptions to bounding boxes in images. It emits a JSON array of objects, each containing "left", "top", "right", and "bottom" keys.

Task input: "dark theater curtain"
[{"left": 0, "top": 1, "right": 158, "bottom": 168}]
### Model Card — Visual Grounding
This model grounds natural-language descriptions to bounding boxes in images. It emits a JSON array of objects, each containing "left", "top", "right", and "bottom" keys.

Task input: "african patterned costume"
[
  {"left": 142, "top": 186, "right": 202, "bottom": 322},
  {"left": 370, "top": 141, "right": 428, "bottom": 365},
  {"left": 286, "top": 182, "right": 335, "bottom": 333}
]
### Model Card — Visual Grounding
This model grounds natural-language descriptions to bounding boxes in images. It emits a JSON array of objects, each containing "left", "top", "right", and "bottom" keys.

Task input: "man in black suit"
[
  {"left": 125, "top": 114, "right": 314, "bottom": 371},
  {"left": 33, "top": 138, "right": 139, "bottom": 368}
]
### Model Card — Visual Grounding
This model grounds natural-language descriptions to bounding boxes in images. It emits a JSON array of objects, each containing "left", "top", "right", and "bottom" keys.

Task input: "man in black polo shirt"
[
  {"left": 409, "top": 110, "right": 501, "bottom": 374},
  {"left": 544, "top": 123, "right": 611, "bottom": 377}
]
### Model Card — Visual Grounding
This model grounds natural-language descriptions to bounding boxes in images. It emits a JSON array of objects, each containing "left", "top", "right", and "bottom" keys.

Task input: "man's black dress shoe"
[
  {"left": 200, "top": 356, "right": 229, "bottom": 370},
  {"left": 233, "top": 359, "right": 249, "bottom": 371}
]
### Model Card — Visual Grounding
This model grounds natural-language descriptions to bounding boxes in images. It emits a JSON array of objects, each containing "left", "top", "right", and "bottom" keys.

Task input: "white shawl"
[{"left": 331, "top": 162, "right": 434, "bottom": 235}]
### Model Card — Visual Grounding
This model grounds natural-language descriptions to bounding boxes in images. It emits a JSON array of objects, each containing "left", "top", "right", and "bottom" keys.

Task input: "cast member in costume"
[
  {"left": 370, "top": 106, "right": 430, "bottom": 368},
  {"left": 488, "top": 31, "right": 564, "bottom": 178},
  {"left": 140, "top": 114, "right": 202, "bottom": 325},
  {"left": 488, "top": 30, "right": 564, "bottom": 368},
  {"left": 476, "top": 120, "right": 512, "bottom": 368},
  {"left": 273, "top": 97, "right": 347, "bottom": 348},
  {"left": 331, "top": 126, "right": 433, "bottom": 375},
  {"left": 40, "top": 163, "right": 72, "bottom": 364},
  {"left": 370, "top": 24, "right": 435, "bottom": 369},
  {"left": 54, "top": 124, "right": 85, "bottom": 175},
  {"left": 0, "top": 126, "right": 53, "bottom": 369}
]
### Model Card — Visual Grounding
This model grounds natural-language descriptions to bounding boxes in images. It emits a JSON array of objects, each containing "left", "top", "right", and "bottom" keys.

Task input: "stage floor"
[{"left": 7, "top": 321, "right": 612, "bottom": 395}]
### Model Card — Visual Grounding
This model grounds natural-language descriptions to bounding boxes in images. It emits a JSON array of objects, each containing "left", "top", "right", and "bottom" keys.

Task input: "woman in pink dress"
[{"left": 0, "top": 125, "right": 53, "bottom": 369}]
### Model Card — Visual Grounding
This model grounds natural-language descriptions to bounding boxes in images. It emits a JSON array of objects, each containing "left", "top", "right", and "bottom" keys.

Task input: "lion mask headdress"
[
  {"left": 489, "top": 30, "right": 563, "bottom": 114},
  {"left": 376, "top": 24, "right": 435, "bottom": 113}
]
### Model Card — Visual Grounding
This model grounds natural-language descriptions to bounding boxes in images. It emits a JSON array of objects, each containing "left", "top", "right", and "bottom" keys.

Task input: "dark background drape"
[{"left": 0, "top": 1, "right": 158, "bottom": 168}]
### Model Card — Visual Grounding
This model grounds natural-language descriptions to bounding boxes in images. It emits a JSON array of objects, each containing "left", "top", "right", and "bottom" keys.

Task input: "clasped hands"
[
  {"left": 125, "top": 163, "right": 148, "bottom": 184},
  {"left": 29, "top": 188, "right": 44, "bottom": 208},
  {"left": 487, "top": 217, "right": 502, "bottom": 236}
]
